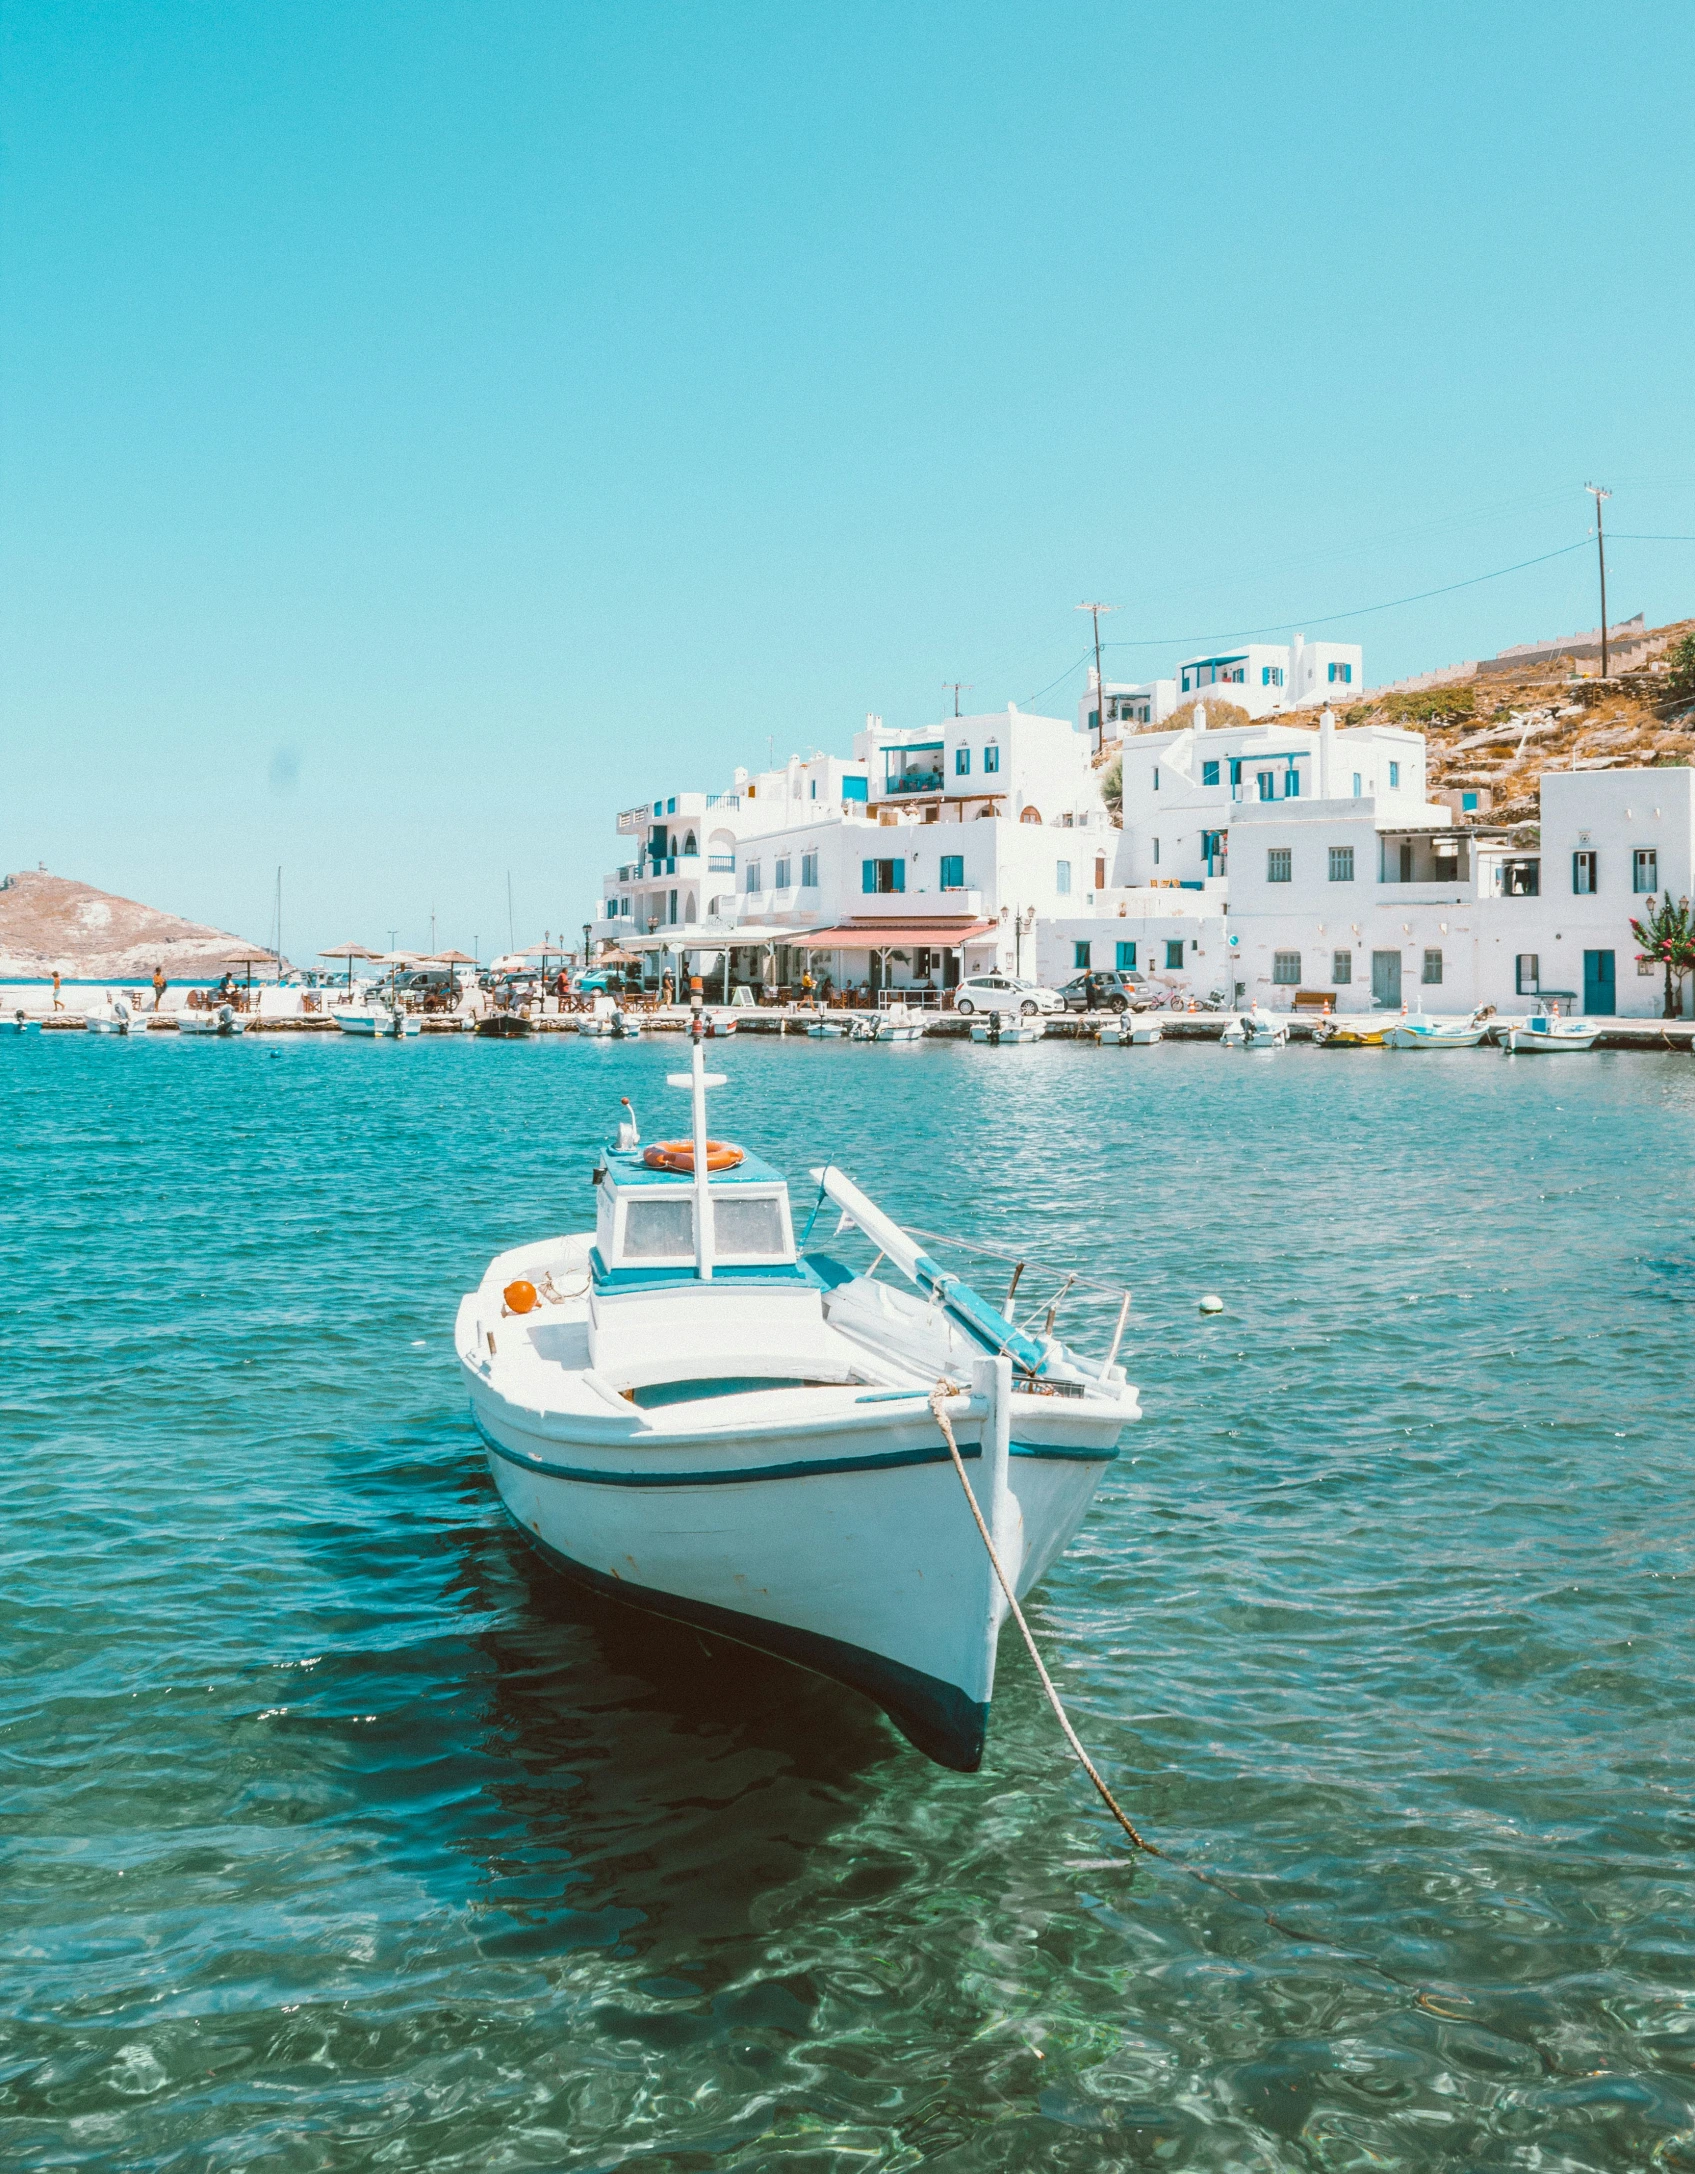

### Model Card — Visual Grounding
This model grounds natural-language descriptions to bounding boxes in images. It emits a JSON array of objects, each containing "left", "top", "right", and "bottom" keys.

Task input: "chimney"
[
  {"left": 1318, "top": 706, "right": 1335, "bottom": 797},
  {"left": 1193, "top": 700, "right": 1207, "bottom": 735}
]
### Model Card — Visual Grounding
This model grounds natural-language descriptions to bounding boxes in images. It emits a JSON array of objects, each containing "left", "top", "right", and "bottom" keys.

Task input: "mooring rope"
[{"left": 928, "top": 1376, "right": 1390, "bottom": 1960}]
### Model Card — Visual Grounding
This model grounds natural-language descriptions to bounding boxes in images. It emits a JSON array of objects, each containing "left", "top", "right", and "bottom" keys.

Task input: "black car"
[{"left": 1055, "top": 969, "right": 1149, "bottom": 1013}]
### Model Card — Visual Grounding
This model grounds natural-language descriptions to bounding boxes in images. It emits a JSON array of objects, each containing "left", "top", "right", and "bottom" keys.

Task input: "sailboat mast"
[{"left": 691, "top": 1006, "right": 715, "bottom": 1281}]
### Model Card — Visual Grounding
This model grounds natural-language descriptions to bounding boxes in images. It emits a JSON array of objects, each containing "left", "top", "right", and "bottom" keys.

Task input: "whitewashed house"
[{"left": 1175, "top": 633, "right": 1363, "bottom": 718}]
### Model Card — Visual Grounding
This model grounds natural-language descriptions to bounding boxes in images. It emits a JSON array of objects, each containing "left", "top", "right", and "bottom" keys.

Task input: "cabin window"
[
  {"left": 1634, "top": 848, "right": 1657, "bottom": 894},
  {"left": 623, "top": 1198, "right": 695, "bottom": 1259},
  {"left": 1117, "top": 941, "right": 1137, "bottom": 969},
  {"left": 1573, "top": 850, "right": 1597, "bottom": 895},
  {"left": 1203, "top": 760, "right": 1220, "bottom": 786},
  {"left": 801, "top": 851, "right": 818, "bottom": 887},
  {"left": 940, "top": 854, "right": 965, "bottom": 889},
  {"left": 1273, "top": 951, "right": 1301, "bottom": 984},
  {"left": 1423, "top": 948, "right": 1444, "bottom": 984},
  {"left": 1267, "top": 848, "right": 1292, "bottom": 883},
  {"left": 1329, "top": 846, "right": 1354, "bottom": 882},
  {"left": 715, "top": 1196, "right": 788, "bottom": 1257},
  {"left": 1332, "top": 950, "right": 1352, "bottom": 983}
]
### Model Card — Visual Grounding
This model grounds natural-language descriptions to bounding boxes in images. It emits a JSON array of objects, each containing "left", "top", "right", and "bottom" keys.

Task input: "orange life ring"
[{"left": 643, "top": 1139, "right": 744, "bottom": 1174}]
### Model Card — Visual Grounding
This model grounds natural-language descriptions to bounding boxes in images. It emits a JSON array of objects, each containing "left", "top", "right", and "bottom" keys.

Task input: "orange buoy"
[
  {"left": 503, "top": 1279, "right": 538, "bottom": 1314},
  {"left": 642, "top": 1139, "right": 744, "bottom": 1175}
]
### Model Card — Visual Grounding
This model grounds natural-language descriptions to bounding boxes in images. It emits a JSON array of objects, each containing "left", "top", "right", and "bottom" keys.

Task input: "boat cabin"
[{"left": 588, "top": 1145, "right": 834, "bottom": 1387}]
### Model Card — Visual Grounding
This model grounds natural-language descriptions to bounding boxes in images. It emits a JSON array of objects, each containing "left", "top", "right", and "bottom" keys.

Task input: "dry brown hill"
[{"left": 0, "top": 869, "right": 282, "bottom": 980}]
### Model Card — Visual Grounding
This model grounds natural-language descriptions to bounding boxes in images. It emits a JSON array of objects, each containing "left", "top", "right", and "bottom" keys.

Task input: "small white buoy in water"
[{"left": 1199, "top": 1293, "right": 1224, "bottom": 1315}]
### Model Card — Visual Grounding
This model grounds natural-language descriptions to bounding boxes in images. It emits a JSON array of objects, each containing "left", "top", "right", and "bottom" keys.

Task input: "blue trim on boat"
[
  {"left": 590, "top": 1247, "right": 816, "bottom": 1292},
  {"left": 473, "top": 1412, "right": 981, "bottom": 1487},
  {"left": 504, "top": 1516, "right": 991, "bottom": 1771},
  {"left": 472, "top": 1411, "right": 1114, "bottom": 1485}
]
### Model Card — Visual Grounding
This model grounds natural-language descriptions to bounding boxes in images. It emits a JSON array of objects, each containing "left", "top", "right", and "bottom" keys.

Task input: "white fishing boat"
[
  {"left": 85, "top": 996, "right": 140, "bottom": 1036},
  {"left": 176, "top": 1003, "right": 250, "bottom": 1037},
  {"left": 1383, "top": 1015, "right": 1489, "bottom": 1050},
  {"left": 455, "top": 1013, "right": 1137, "bottom": 1769},
  {"left": 1220, "top": 1007, "right": 1287, "bottom": 1049},
  {"left": 867, "top": 1004, "right": 925, "bottom": 1043},
  {"left": 807, "top": 1017, "right": 852, "bottom": 1039},
  {"left": 1504, "top": 1010, "right": 1601, "bottom": 1053},
  {"left": 579, "top": 1000, "right": 643, "bottom": 1040},
  {"left": 969, "top": 1010, "right": 1046, "bottom": 1044},
  {"left": 335, "top": 1005, "right": 421, "bottom": 1038}
]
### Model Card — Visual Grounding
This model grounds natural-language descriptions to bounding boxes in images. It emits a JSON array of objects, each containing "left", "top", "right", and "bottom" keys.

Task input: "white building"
[
  {"left": 1079, "top": 671, "right": 1178, "bottom": 749},
  {"left": 1215, "top": 765, "right": 1694, "bottom": 1017},
  {"left": 1175, "top": 633, "right": 1363, "bottom": 718}
]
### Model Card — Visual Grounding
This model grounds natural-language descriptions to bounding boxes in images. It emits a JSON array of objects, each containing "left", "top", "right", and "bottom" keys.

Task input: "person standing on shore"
[
  {"left": 152, "top": 965, "right": 166, "bottom": 1011},
  {"left": 51, "top": 970, "right": 63, "bottom": 1011}
]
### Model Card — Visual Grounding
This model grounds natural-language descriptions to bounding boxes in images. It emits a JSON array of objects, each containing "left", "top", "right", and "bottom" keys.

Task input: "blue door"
[{"left": 1582, "top": 949, "right": 1615, "bottom": 1016}]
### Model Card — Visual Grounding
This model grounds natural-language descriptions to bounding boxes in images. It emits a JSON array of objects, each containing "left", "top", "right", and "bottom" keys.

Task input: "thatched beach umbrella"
[{"left": 320, "top": 941, "right": 379, "bottom": 991}]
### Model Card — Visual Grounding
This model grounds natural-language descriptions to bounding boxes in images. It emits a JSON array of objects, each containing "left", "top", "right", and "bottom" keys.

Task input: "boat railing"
[{"left": 879, "top": 1222, "right": 1134, "bottom": 1370}]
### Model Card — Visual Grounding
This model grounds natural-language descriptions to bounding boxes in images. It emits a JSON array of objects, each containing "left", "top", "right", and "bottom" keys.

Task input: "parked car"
[
  {"left": 951, "top": 973, "right": 1064, "bottom": 1017},
  {"left": 1054, "top": 969, "right": 1154, "bottom": 1014}
]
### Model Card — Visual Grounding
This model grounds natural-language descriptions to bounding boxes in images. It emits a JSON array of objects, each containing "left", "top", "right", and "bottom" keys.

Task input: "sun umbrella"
[{"left": 320, "top": 941, "right": 379, "bottom": 990}]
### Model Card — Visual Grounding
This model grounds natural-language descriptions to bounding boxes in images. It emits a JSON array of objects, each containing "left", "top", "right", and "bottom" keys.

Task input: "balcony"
[
  {"left": 708, "top": 854, "right": 736, "bottom": 873},
  {"left": 882, "top": 770, "right": 945, "bottom": 797}
]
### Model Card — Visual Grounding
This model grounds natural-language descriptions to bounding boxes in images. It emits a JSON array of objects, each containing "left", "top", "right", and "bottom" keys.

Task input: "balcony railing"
[
  {"left": 708, "top": 854, "right": 736, "bottom": 872},
  {"left": 883, "top": 770, "right": 945, "bottom": 796},
  {"left": 705, "top": 792, "right": 741, "bottom": 810}
]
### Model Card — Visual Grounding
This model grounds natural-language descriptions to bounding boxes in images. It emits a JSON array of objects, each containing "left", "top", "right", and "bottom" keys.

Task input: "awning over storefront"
[{"left": 791, "top": 919, "right": 999, "bottom": 950}]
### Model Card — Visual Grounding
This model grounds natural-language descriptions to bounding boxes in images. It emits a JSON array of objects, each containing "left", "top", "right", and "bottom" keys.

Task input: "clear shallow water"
[{"left": 4, "top": 1030, "right": 1695, "bottom": 2173}]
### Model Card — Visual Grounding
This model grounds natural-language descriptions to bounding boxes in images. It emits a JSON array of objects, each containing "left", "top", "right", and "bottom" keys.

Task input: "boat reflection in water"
[{"left": 455, "top": 1002, "right": 1138, "bottom": 1770}]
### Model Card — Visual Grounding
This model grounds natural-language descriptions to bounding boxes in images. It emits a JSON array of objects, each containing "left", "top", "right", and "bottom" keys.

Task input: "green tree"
[
  {"left": 1100, "top": 756, "right": 1122, "bottom": 818},
  {"left": 1665, "top": 631, "right": 1695, "bottom": 706},
  {"left": 1629, "top": 892, "right": 1695, "bottom": 1019}
]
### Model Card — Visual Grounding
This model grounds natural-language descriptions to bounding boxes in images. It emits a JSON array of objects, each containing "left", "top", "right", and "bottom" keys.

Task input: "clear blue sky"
[{"left": 3, "top": 0, "right": 1692, "bottom": 961}]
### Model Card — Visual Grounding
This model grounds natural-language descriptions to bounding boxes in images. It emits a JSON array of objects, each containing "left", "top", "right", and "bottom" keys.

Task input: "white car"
[{"left": 952, "top": 973, "right": 1063, "bottom": 1017}]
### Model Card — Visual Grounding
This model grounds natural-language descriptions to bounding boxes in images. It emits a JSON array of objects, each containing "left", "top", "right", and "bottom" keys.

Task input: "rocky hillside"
[
  {"left": 0, "top": 869, "right": 282, "bottom": 980},
  {"left": 1283, "top": 617, "right": 1695, "bottom": 833}
]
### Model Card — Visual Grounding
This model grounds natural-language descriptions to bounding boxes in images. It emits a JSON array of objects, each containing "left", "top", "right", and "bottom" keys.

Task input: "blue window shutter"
[
  {"left": 892, "top": 860, "right": 905, "bottom": 893},
  {"left": 862, "top": 860, "right": 875, "bottom": 894}
]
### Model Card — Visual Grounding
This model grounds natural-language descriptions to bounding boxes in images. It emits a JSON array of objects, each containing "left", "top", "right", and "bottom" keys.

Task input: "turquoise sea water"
[{"left": 5, "top": 1030, "right": 1695, "bottom": 2172}]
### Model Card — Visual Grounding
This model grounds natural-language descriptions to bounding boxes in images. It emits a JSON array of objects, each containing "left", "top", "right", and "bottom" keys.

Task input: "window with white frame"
[
  {"left": 1273, "top": 951, "right": 1301, "bottom": 984},
  {"left": 1328, "top": 662, "right": 1353, "bottom": 684},
  {"left": 1634, "top": 848, "right": 1658, "bottom": 893},
  {"left": 1332, "top": 949, "right": 1351, "bottom": 983},
  {"left": 1573, "top": 850, "right": 1597, "bottom": 895},
  {"left": 1262, "top": 665, "right": 1284, "bottom": 686},
  {"left": 1268, "top": 848, "right": 1292, "bottom": 883},
  {"left": 1329, "top": 846, "right": 1355, "bottom": 882},
  {"left": 1422, "top": 948, "right": 1443, "bottom": 984}
]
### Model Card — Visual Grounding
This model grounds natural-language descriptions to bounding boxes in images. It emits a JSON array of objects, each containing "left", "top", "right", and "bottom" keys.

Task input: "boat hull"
[
  {"left": 338, "top": 1012, "right": 422, "bottom": 1037},
  {"left": 467, "top": 1385, "right": 1116, "bottom": 1770},
  {"left": 1507, "top": 1026, "right": 1600, "bottom": 1052},
  {"left": 1384, "top": 1023, "right": 1488, "bottom": 1048}
]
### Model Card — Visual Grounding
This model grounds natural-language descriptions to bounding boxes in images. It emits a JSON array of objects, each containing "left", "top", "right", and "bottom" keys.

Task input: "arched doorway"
[{"left": 1020, "top": 806, "right": 1042, "bottom": 825}]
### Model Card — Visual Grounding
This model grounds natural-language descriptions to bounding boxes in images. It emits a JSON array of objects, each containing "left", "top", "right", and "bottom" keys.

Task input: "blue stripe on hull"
[
  {"left": 471, "top": 1410, "right": 1114, "bottom": 1488},
  {"left": 504, "top": 1512, "right": 992, "bottom": 1772}
]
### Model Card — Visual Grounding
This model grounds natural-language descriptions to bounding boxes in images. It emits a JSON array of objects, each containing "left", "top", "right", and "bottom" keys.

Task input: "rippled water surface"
[{"left": 5, "top": 1030, "right": 1695, "bottom": 2171}]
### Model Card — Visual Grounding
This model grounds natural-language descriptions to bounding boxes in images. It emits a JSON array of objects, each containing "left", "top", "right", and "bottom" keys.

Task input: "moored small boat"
[
  {"left": 455, "top": 1010, "right": 1136, "bottom": 1769},
  {"left": 86, "top": 996, "right": 140, "bottom": 1036},
  {"left": 177, "top": 1003, "right": 249, "bottom": 1037},
  {"left": 1220, "top": 1007, "right": 1287, "bottom": 1049},
  {"left": 1383, "top": 1015, "right": 1489, "bottom": 1050},
  {"left": 1312, "top": 1021, "right": 1387, "bottom": 1049},
  {"left": 337, "top": 1006, "right": 421, "bottom": 1037},
  {"left": 5, "top": 1009, "right": 39, "bottom": 1034},
  {"left": 970, "top": 1010, "right": 1045, "bottom": 1044},
  {"left": 1504, "top": 1011, "right": 1601, "bottom": 1053}
]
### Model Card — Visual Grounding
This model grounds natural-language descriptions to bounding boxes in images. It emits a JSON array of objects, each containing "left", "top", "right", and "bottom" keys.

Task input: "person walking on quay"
[
  {"left": 51, "top": 970, "right": 63, "bottom": 1011},
  {"left": 152, "top": 964, "right": 167, "bottom": 1011},
  {"left": 660, "top": 969, "right": 674, "bottom": 1006}
]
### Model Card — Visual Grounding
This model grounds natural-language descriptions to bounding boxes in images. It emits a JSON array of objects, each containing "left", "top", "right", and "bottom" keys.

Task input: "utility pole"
[
  {"left": 1077, "top": 603, "right": 1115, "bottom": 753},
  {"left": 944, "top": 681, "right": 973, "bottom": 717},
  {"left": 1586, "top": 483, "right": 1612, "bottom": 678}
]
